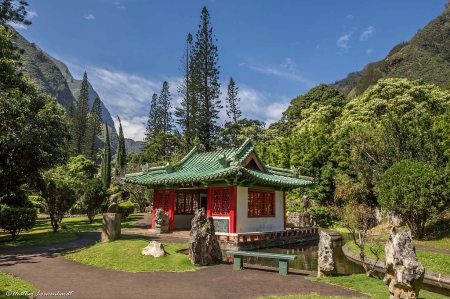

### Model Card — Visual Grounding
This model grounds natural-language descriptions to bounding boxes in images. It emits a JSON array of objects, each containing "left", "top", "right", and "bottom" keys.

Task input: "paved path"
[{"left": 0, "top": 216, "right": 368, "bottom": 299}]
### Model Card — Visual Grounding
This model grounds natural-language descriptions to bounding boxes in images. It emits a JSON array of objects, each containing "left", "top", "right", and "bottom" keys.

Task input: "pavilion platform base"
[{"left": 216, "top": 227, "right": 319, "bottom": 251}]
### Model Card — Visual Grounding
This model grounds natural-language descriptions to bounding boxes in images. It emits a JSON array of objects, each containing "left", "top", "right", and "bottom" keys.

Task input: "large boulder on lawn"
[
  {"left": 189, "top": 208, "right": 222, "bottom": 266},
  {"left": 383, "top": 227, "right": 425, "bottom": 299},
  {"left": 318, "top": 231, "right": 335, "bottom": 278},
  {"left": 142, "top": 241, "right": 165, "bottom": 257}
]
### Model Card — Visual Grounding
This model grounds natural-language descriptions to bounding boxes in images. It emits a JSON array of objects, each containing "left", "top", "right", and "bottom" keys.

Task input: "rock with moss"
[
  {"left": 189, "top": 208, "right": 222, "bottom": 265},
  {"left": 318, "top": 231, "right": 335, "bottom": 278},
  {"left": 383, "top": 227, "right": 425, "bottom": 299}
]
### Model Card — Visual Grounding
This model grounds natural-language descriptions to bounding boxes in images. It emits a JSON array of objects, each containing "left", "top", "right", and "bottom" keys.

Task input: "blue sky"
[{"left": 11, "top": 0, "right": 447, "bottom": 141}]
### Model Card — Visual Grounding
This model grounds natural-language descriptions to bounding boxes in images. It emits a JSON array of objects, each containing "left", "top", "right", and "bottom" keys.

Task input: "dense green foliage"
[
  {"left": 83, "top": 96, "right": 103, "bottom": 161},
  {"left": 81, "top": 178, "right": 107, "bottom": 223},
  {"left": 0, "top": 26, "right": 69, "bottom": 207},
  {"left": 101, "top": 122, "right": 112, "bottom": 189},
  {"left": 0, "top": 206, "right": 37, "bottom": 240},
  {"left": 70, "top": 72, "right": 90, "bottom": 156},
  {"left": 116, "top": 115, "right": 127, "bottom": 173},
  {"left": 378, "top": 160, "right": 449, "bottom": 238},
  {"left": 118, "top": 201, "right": 136, "bottom": 219}
]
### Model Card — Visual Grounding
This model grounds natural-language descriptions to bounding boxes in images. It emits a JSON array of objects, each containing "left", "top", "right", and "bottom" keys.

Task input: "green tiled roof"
[{"left": 123, "top": 139, "right": 314, "bottom": 189}]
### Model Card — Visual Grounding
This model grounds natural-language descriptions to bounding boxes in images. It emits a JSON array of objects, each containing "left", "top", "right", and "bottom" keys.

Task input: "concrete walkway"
[{"left": 0, "top": 215, "right": 369, "bottom": 299}]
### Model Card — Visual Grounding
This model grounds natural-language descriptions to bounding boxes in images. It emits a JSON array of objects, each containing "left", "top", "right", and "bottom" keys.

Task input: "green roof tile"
[{"left": 123, "top": 139, "right": 314, "bottom": 189}]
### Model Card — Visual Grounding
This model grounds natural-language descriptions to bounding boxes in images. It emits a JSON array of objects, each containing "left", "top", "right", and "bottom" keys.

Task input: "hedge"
[{"left": 1, "top": 206, "right": 37, "bottom": 240}]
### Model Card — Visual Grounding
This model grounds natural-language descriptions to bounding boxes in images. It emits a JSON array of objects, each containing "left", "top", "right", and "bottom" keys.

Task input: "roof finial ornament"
[{"left": 142, "top": 163, "right": 149, "bottom": 174}]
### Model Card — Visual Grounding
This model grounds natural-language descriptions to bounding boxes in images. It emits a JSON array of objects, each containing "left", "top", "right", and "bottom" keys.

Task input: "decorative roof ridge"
[
  {"left": 265, "top": 164, "right": 293, "bottom": 174},
  {"left": 176, "top": 145, "right": 199, "bottom": 167},
  {"left": 235, "top": 138, "right": 253, "bottom": 159}
]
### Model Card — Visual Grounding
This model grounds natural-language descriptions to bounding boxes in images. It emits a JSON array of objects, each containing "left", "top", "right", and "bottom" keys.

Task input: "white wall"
[
  {"left": 173, "top": 215, "right": 194, "bottom": 229},
  {"left": 236, "top": 186, "right": 284, "bottom": 233}
]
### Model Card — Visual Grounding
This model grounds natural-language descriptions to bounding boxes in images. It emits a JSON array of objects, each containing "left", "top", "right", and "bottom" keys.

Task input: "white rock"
[{"left": 142, "top": 241, "right": 165, "bottom": 257}]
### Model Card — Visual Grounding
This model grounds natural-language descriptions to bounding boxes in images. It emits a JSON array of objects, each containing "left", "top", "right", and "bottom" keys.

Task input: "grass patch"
[
  {"left": 0, "top": 272, "right": 37, "bottom": 299},
  {"left": 0, "top": 213, "right": 146, "bottom": 248},
  {"left": 61, "top": 237, "right": 202, "bottom": 272},
  {"left": 259, "top": 274, "right": 447, "bottom": 299},
  {"left": 346, "top": 241, "right": 450, "bottom": 275}
]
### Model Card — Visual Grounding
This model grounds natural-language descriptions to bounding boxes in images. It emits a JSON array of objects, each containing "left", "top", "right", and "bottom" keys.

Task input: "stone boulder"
[
  {"left": 154, "top": 208, "right": 169, "bottom": 234},
  {"left": 318, "top": 231, "right": 335, "bottom": 278},
  {"left": 189, "top": 208, "right": 222, "bottom": 266},
  {"left": 383, "top": 227, "right": 425, "bottom": 299},
  {"left": 142, "top": 241, "right": 165, "bottom": 257}
]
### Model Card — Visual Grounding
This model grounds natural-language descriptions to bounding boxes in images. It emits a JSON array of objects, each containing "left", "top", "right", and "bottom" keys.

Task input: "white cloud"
[
  {"left": 112, "top": 116, "right": 147, "bottom": 141},
  {"left": 113, "top": 2, "right": 126, "bottom": 9},
  {"left": 244, "top": 58, "right": 315, "bottom": 88},
  {"left": 345, "top": 14, "right": 353, "bottom": 19},
  {"left": 9, "top": 22, "right": 27, "bottom": 30},
  {"left": 360, "top": 26, "right": 375, "bottom": 41},
  {"left": 84, "top": 14, "right": 95, "bottom": 20},
  {"left": 337, "top": 33, "right": 352, "bottom": 49},
  {"left": 367, "top": 48, "right": 373, "bottom": 54},
  {"left": 26, "top": 11, "right": 38, "bottom": 19}
]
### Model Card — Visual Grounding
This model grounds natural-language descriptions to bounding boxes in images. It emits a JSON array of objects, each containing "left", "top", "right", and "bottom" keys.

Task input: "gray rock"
[
  {"left": 101, "top": 213, "right": 121, "bottom": 242},
  {"left": 189, "top": 208, "right": 222, "bottom": 266},
  {"left": 154, "top": 208, "right": 169, "bottom": 234},
  {"left": 318, "top": 231, "right": 335, "bottom": 278},
  {"left": 142, "top": 241, "right": 165, "bottom": 257},
  {"left": 383, "top": 227, "right": 425, "bottom": 299},
  {"left": 107, "top": 194, "right": 119, "bottom": 213}
]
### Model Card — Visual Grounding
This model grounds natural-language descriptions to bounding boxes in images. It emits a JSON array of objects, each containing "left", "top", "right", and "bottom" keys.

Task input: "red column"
[
  {"left": 152, "top": 189, "right": 157, "bottom": 230},
  {"left": 169, "top": 189, "right": 175, "bottom": 231},
  {"left": 283, "top": 191, "right": 286, "bottom": 230},
  {"left": 206, "top": 187, "right": 212, "bottom": 216},
  {"left": 229, "top": 185, "right": 237, "bottom": 233}
]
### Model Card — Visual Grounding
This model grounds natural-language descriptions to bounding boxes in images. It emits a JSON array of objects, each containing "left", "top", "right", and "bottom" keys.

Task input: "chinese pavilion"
[{"left": 123, "top": 139, "right": 314, "bottom": 235}]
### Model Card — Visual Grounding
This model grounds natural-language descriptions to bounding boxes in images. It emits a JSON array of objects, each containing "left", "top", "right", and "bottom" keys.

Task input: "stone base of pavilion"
[{"left": 216, "top": 227, "right": 319, "bottom": 251}]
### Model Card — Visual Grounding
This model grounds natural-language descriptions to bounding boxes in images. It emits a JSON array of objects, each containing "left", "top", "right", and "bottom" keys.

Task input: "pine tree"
[
  {"left": 226, "top": 77, "right": 241, "bottom": 124},
  {"left": 158, "top": 81, "right": 173, "bottom": 134},
  {"left": 67, "top": 103, "right": 73, "bottom": 119},
  {"left": 70, "top": 72, "right": 90, "bottom": 156},
  {"left": 101, "top": 122, "right": 111, "bottom": 190},
  {"left": 145, "top": 93, "right": 159, "bottom": 142},
  {"left": 191, "top": 6, "right": 222, "bottom": 151},
  {"left": 176, "top": 33, "right": 196, "bottom": 145},
  {"left": 116, "top": 115, "right": 127, "bottom": 174},
  {"left": 82, "top": 96, "right": 102, "bottom": 161}
]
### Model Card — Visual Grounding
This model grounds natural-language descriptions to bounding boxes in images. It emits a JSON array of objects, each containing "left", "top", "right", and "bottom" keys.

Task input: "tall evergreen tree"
[
  {"left": 67, "top": 103, "right": 73, "bottom": 119},
  {"left": 70, "top": 72, "right": 90, "bottom": 156},
  {"left": 145, "top": 93, "right": 159, "bottom": 142},
  {"left": 101, "top": 122, "right": 111, "bottom": 190},
  {"left": 158, "top": 81, "right": 173, "bottom": 134},
  {"left": 225, "top": 77, "right": 241, "bottom": 124},
  {"left": 176, "top": 33, "right": 196, "bottom": 145},
  {"left": 116, "top": 115, "right": 127, "bottom": 174},
  {"left": 82, "top": 96, "right": 102, "bottom": 161},
  {"left": 191, "top": 6, "right": 222, "bottom": 151}
]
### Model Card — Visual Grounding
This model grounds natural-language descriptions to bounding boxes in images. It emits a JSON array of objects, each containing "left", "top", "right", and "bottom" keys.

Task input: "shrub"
[
  {"left": 69, "top": 203, "right": 87, "bottom": 215},
  {"left": 40, "top": 179, "right": 76, "bottom": 232},
  {"left": 81, "top": 178, "right": 107, "bottom": 223},
  {"left": 1, "top": 206, "right": 37, "bottom": 241},
  {"left": 310, "top": 205, "right": 334, "bottom": 228},
  {"left": 378, "top": 159, "right": 449, "bottom": 239},
  {"left": 118, "top": 201, "right": 136, "bottom": 219}
]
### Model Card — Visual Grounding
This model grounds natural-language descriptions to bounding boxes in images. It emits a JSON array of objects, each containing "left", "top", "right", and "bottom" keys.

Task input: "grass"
[
  {"left": 61, "top": 237, "right": 202, "bottom": 272},
  {"left": 0, "top": 213, "right": 146, "bottom": 248},
  {"left": 0, "top": 272, "right": 37, "bottom": 299},
  {"left": 345, "top": 241, "right": 450, "bottom": 276},
  {"left": 258, "top": 274, "right": 448, "bottom": 299}
]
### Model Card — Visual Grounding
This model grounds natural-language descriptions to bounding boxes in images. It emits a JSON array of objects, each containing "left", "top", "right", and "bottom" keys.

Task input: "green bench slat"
[{"left": 226, "top": 250, "right": 297, "bottom": 260}]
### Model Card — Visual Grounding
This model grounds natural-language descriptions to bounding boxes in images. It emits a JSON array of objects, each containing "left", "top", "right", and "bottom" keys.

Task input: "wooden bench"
[{"left": 226, "top": 250, "right": 297, "bottom": 275}]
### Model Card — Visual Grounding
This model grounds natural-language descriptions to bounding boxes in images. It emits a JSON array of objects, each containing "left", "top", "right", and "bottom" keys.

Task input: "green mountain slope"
[
  {"left": 10, "top": 27, "right": 76, "bottom": 109},
  {"left": 331, "top": 1, "right": 450, "bottom": 98}
]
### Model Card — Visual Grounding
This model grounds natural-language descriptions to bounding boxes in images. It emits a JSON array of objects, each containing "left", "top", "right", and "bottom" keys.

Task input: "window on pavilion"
[
  {"left": 212, "top": 187, "right": 230, "bottom": 216},
  {"left": 154, "top": 190, "right": 170, "bottom": 212},
  {"left": 248, "top": 189, "right": 275, "bottom": 217},
  {"left": 175, "top": 192, "right": 200, "bottom": 215}
]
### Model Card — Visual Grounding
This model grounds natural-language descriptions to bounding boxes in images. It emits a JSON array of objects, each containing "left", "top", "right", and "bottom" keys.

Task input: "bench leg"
[
  {"left": 279, "top": 259, "right": 289, "bottom": 275},
  {"left": 233, "top": 255, "right": 244, "bottom": 270}
]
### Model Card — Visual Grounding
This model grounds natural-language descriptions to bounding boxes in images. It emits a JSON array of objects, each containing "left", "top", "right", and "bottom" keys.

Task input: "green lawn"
[
  {"left": 345, "top": 241, "right": 450, "bottom": 276},
  {"left": 61, "top": 237, "right": 202, "bottom": 272},
  {"left": 259, "top": 274, "right": 447, "bottom": 299},
  {"left": 0, "top": 213, "right": 146, "bottom": 247},
  {"left": 0, "top": 272, "right": 37, "bottom": 299}
]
